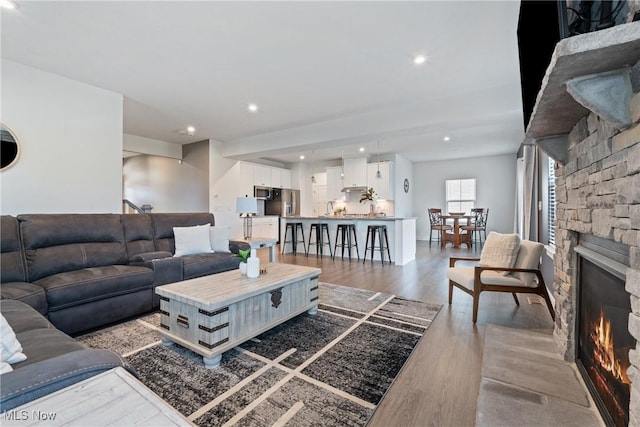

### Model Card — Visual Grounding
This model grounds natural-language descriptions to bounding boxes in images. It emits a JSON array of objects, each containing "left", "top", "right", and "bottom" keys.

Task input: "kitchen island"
[{"left": 280, "top": 216, "right": 416, "bottom": 265}]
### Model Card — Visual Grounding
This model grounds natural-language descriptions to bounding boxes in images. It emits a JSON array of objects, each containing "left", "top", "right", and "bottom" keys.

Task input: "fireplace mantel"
[{"left": 523, "top": 22, "right": 640, "bottom": 164}]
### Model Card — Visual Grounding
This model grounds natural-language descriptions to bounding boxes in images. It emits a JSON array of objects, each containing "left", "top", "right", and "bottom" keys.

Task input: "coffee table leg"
[
  {"left": 307, "top": 305, "right": 318, "bottom": 315},
  {"left": 161, "top": 336, "right": 174, "bottom": 347},
  {"left": 203, "top": 353, "right": 222, "bottom": 369}
]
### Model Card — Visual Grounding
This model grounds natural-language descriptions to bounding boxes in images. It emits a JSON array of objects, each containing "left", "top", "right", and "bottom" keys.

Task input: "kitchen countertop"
[{"left": 281, "top": 216, "right": 416, "bottom": 221}]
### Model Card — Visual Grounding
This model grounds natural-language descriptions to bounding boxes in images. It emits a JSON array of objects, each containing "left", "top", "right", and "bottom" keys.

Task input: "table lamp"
[{"left": 236, "top": 196, "right": 258, "bottom": 239}]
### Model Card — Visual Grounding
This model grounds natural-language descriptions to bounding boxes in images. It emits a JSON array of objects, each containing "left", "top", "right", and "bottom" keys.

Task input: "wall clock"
[
  {"left": 403, "top": 178, "right": 410, "bottom": 193},
  {"left": 1, "top": 124, "right": 20, "bottom": 171}
]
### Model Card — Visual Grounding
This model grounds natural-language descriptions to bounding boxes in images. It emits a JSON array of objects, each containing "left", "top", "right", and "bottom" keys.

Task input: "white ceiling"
[{"left": 1, "top": 1, "right": 525, "bottom": 164}]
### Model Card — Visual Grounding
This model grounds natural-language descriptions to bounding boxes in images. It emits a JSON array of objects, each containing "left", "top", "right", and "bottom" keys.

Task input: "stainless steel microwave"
[{"left": 254, "top": 186, "right": 272, "bottom": 200}]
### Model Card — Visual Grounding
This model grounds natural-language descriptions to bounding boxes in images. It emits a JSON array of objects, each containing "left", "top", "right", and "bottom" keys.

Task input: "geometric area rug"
[{"left": 78, "top": 283, "right": 442, "bottom": 426}]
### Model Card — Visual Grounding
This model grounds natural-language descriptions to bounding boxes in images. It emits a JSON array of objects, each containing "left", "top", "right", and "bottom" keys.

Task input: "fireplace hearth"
[{"left": 576, "top": 247, "right": 633, "bottom": 427}]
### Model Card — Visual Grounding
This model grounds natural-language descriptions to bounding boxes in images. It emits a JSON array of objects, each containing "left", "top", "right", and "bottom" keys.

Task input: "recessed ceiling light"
[
  {"left": 443, "top": 136, "right": 451, "bottom": 142},
  {"left": 248, "top": 103, "right": 258, "bottom": 112},
  {"left": 359, "top": 147, "right": 365, "bottom": 152},
  {"left": 413, "top": 55, "right": 427, "bottom": 65},
  {"left": 0, "top": 0, "right": 18, "bottom": 10},
  {"left": 186, "top": 126, "right": 195, "bottom": 136},
  {"left": 300, "top": 155, "right": 305, "bottom": 160}
]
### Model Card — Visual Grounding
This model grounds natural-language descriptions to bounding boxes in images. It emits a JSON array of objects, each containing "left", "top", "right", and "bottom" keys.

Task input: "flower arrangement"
[{"left": 359, "top": 188, "right": 377, "bottom": 203}]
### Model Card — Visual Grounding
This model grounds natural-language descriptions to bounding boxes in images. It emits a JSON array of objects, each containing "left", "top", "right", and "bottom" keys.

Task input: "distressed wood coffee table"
[{"left": 155, "top": 263, "right": 321, "bottom": 369}]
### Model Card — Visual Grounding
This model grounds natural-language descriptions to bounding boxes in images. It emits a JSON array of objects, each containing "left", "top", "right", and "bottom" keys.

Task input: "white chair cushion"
[
  {"left": 1, "top": 314, "right": 26, "bottom": 367},
  {"left": 173, "top": 224, "right": 214, "bottom": 257},
  {"left": 209, "top": 225, "right": 231, "bottom": 253},
  {"left": 447, "top": 267, "right": 527, "bottom": 290},
  {"left": 479, "top": 232, "right": 520, "bottom": 275},
  {"left": 512, "top": 240, "right": 544, "bottom": 287}
]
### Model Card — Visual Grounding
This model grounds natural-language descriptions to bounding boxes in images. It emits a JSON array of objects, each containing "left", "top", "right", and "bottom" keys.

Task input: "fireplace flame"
[{"left": 591, "top": 310, "right": 631, "bottom": 385}]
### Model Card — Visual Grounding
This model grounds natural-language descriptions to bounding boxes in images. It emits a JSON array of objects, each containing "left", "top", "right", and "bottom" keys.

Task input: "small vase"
[
  {"left": 369, "top": 203, "right": 375, "bottom": 217},
  {"left": 239, "top": 262, "right": 247, "bottom": 275}
]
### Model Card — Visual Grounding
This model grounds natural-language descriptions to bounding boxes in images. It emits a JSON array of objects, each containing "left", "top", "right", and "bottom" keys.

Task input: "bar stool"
[
  {"left": 363, "top": 224, "right": 392, "bottom": 265},
  {"left": 282, "top": 222, "right": 306, "bottom": 255},
  {"left": 333, "top": 223, "right": 359, "bottom": 261},
  {"left": 307, "top": 223, "right": 333, "bottom": 258}
]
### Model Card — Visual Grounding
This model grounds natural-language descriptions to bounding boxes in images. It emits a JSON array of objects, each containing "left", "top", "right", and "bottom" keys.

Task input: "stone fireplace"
[{"left": 523, "top": 22, "right": 640, "bottom": 427}]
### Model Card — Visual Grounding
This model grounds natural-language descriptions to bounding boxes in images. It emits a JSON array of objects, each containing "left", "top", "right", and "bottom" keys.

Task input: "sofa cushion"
[
  {"left": 19, "top": 214, "right": 128, "bottom": 282},
  {"left": 0, "top": 283, "right": 48, "bottom": 315},
  {"left": 182, "top": 253, "right": 241, "bottom": 280},
  {"left": 479, "top": 232, "right": 520, "bottom": 275},
  {"left": 446, "top": 266, "right": 527, "bottom": 290},
  {"left": 1, "top": 314, "right": 27, "bottom": 366},
  {"left": 512, "top": 240, "right": 544, "bottom": 287},
  {"left": 210, "top": 226, "right": 231, "bottom": 253},
  {"left": 173, "top": 224, "right": 213, "bottom": 257},
  {"left": 13, "top": 328, "right": 85, "bottom": 369},
  {"left": 149, "top": 213, "right": 215, "bottom": 254},
  {"left": 1, "top": 216, "right": 26, "bottom": 283},
  {"left": 34, "top": 265, "right": 154, "bottom": 311},
  {"left": 121, "top": 214, "right": 156, "bottom": 258},
  {"left": 0, "top": 299, "right": 53, "bottom": 333}
]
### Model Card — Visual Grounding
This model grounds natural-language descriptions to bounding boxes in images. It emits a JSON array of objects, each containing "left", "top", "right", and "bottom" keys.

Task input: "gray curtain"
[{"left": 515, "top": 145, "right": 538, "bottom": 240}]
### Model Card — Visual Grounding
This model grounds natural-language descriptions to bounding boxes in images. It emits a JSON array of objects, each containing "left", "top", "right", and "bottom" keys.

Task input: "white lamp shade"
[{"left": 236, "top": 196, "right": 258, "bottom": 214}]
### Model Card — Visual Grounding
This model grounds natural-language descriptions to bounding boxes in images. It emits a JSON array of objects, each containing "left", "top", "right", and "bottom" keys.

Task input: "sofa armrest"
[
  {"left": 129, "top": 251, "right": 173, "bottom": 262},
  {"left": 229, "top": 240, "right": 251, "bottom": 254},
  {"left": 0, "top": 348, "right": 135, "bottom": 411}
]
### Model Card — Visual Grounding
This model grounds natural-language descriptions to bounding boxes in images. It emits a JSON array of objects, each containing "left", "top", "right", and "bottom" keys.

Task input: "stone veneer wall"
[{"left": 552, "top": 64, "right": 640, "bottom": 425}]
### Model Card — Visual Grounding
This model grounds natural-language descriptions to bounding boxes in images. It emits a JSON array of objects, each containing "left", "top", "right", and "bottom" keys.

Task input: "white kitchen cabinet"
[
  {"left": 238, "top": 162, "right": 255, "bottom": 198},
  {"left": 272, "top": 168, "right": 293, "bottom": 188},
  {"left": 253, "top": 165, "right": 272, "bottom": 187},
  {"left": 326, "top": 166, "right": 345, "bottom": 201},
  {"left": 247, "top": 217, "right": 279, "bottom": 240},
  {"left": 342, "top": 157, "right": 368, "bottom": 189},
  {"left": 367, "top": 161, "right": 394, "bottom": 200},
  {"left": 281, "top": 169, "right": 292, "bottom": 189}
]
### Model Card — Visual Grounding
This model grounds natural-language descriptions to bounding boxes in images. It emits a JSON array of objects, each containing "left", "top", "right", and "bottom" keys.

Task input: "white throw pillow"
[
  {"left": 209, "top": 226, "right": 231, "bottom": 253},
  {"left": 1, "top": 314, "right": 26, "bottom": 366},
  {"left": 479, "top": 232, "right": 521, "bottom": 275},
  {"left": 0, "top": 361, "right": 13, "bottom": 374},
  {"left": 173, "top": 224, "right": 214, "bottom": 257}
]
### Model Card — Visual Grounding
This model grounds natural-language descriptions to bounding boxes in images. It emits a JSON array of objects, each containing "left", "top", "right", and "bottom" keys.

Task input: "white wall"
[
  {"left": 123, "top": 140, "right": 209, "bottom": 213},
  {"left": 413, "top": 153, "right": 517, "bottom": 240},
  {"left": 123, "top": 133, "right": 182, "bottom": 159},
  {"left": 393, "top": 154, "right": 413, "bottom": 217},
  {"left": 0, "top": 60, "right": 123, "bottom": 214},
  {"left": 210, "top": 139, "right": 243, "bottom": 235}
]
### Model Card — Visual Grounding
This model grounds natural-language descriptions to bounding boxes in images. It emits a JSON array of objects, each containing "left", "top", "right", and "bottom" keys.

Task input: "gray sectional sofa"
[
  {"left": 1, "top": 212, "right": 246, "bottom": 334},
  {"left": 0, "top": 212, "right": 247, "bottom": 410}
]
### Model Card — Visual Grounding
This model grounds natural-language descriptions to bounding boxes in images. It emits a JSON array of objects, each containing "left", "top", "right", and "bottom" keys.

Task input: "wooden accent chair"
[
  {"left": 461, "top": 208, "right": 489, "bottom": 247},
  {"left": 447, "top": 233, "right": 555, "bottom": 323},
  {"left": 427, "top": 208, "right": 453, "bottom": 248}
]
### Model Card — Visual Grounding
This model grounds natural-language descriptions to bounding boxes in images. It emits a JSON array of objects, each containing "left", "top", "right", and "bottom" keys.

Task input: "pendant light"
[
  {"left": 376, "top": 141, "right": 382, "bottom": 179},
  {"left": 311, "top": 150, "right": 316, "bottom": 184}
]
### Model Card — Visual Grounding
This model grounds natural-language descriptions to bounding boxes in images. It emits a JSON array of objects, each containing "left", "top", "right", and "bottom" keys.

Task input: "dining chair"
[
  {"left": 447, "top": 232, "right": 555, "bottom": 323},
  {"left": 461, "top": 208, "right": 489, "bottom": 247},
  {"left": 427, "top": 208, "right": 452, "bottom": 248}
]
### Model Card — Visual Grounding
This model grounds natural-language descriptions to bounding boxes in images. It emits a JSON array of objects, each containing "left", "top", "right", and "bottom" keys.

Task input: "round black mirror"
[{"left": 1, "top": 124, "right": 20, "bottom": 171}]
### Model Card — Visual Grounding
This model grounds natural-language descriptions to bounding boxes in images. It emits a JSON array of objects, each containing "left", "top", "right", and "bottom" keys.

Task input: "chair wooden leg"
[
  {"left": 540, "top": 288, "right": 556, "bottom": 321},
  {"left": 472, "top": 291, "right": 480, "bottom": 323},
  {"left": 448, "top": 281, "right": 454, "bottom": 304},
  {"left": 512, "top": 293, "right": 520, "bottom": 305}
]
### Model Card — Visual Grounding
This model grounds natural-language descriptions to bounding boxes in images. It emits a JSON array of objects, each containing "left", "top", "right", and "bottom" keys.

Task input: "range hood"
[{"left": 341, "top": 186, "right": 368, "bottom": 193}]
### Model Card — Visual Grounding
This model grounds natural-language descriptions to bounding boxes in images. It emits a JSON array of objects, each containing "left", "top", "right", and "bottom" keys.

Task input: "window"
[
  {"left": 548, "top": 157, "right": 556, "bottom": 245},
  {"left": 446, "top": 178, "right": 476, "bottom": 214}
]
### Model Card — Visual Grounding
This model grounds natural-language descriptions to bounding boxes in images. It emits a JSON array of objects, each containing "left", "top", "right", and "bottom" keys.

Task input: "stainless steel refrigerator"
[
  {"left": 265, "top": 188, "right": 300, "bottom": 243},
  {"left": 265, "top": 188, "right": 300, "bottom": 217}
]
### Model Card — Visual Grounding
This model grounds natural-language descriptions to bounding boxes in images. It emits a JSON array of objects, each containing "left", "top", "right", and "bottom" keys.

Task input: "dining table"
[{"left": 441, "top": 214, "right": 473, "bottom": 248}]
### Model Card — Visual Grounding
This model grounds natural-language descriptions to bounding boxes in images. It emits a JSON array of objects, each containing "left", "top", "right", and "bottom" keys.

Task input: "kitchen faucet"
[{"left": 326, "top": 201, "right": 334, "bottom": 215}]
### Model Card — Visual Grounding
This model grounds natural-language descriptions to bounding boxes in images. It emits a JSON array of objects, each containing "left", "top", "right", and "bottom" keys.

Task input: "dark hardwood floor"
[{"left": 258, "top": 240, "right": 555, "bottom": 427}]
